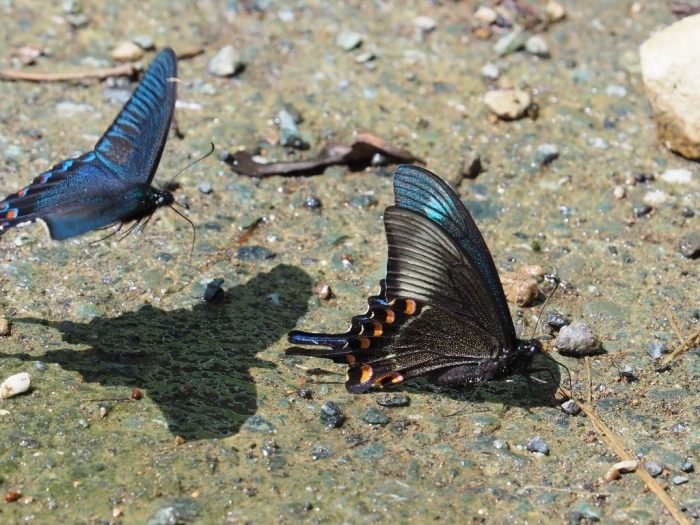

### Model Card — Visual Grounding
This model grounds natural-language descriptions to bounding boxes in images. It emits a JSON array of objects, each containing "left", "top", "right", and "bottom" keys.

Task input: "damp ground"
[{"left": 0, "top": 1, "right": 699, "bottom": 523}]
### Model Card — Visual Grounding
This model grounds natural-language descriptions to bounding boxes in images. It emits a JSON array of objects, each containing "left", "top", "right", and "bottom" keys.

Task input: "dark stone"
[
  {"left": 560, "top": 399, "right": 581, "bottom": 416},
  {"left": 682, "top": 461, "right": 694, "bottom": 473},
  {"left": 526, "top": 437, "right": 549, "bottom": 455},
  {"left": 304, "top": 195, "right": 322, "bottom": 210},
  {"left": 679, "top": 233, "right": 700, "bottom": 259},
  {"left": 310, "top": 443, "right": 333, "bottom": 460},
  {"left": 644, "top": 461, "right": 663, "bottom": 477},
  {"left": 319, "top": 401, "right": 344, "bottom": 428},
  {"left": 633, "top": 204, "right": 652, "bottom": 218},
  {"left": 545, "top": 312, "right": 571, "bottom": 332},
  {"left": 203, "top": 278, "right": 225, "bottom": 304},
  {"left": 362, "top": 408, "right": 389, "bottom": 425},
  {"left": 376, "top": 393, "right": 410, "bottom": 407}
]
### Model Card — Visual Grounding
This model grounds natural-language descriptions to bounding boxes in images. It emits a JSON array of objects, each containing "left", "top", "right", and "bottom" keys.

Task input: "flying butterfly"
[
  {"left": 0, "top": 48, "right": 179, "bottom": 241},
  {"left": 287, "top": 165, "right": 545, "bottom": 394}
]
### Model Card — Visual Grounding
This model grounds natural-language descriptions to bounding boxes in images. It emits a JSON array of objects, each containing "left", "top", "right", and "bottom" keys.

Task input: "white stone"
[
  {"left": 643, "top": 190, "right": 667, "bottom": 206},
  {"left": 613, "top": 185, "right": 626, "bottom": 200},
  {"left": 660, "top": 168, "right": 692, "bottom": 184},
  {"left": 208, "top": 45, "right": 243, "bottom": 77},
  {"left": 640, "top": 14, "right": 700, "bottom": 159},
  {"left": 0, "top": 373, "right": 31, "bottom": 399},
  {"left": 413, "top": 16, "right": 436, "bottom": 32},
  {"left": 546, "top": 0, "right": 566, "bottom": 22},
  {"left": 109, "top": 41, "right": 144, "bottom": 62},
  {"left": 481, "top": 62, "right": 500, "bottom": 80},
  {"left": 474, "top": 6, "right": 497, "bottom": 25},
  {"left": 484, "top": 89, "right": 531, "bottom": 120}
]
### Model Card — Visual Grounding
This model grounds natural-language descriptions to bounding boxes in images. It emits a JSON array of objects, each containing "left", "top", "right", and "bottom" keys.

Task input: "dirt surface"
[{"left": 0, "top": 1, "right": 698, "bottom": 523}]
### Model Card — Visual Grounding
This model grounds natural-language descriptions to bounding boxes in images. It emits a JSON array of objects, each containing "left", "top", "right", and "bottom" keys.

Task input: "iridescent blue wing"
[
  {"left": 0, "top": 48, "right": 177, "bottom": 240},
  {"left": 391, "top": 164, "right": 517, "bottom": 345}
]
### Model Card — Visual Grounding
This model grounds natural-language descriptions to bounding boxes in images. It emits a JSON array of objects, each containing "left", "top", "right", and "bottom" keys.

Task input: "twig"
[
  {"left": 584, "top": 355, "right": 592, "bottom": 405},
  {"left": 558, "top": 386, "right": 690, "bottom": 525},
  {"left": 177, "top": 48, "right": 204, "bottom": 60},
  {"left": 662, "top": 309, "right": 700, "bottom": 365},
  {"left": 0, "top": 62, "right": 135, "bottom": 82},
  {"left": 523, "top": 485, "right": 612, "bottom": 497},
  {"left": 85, "top": 397, "right": 133, "bottom": 402}
]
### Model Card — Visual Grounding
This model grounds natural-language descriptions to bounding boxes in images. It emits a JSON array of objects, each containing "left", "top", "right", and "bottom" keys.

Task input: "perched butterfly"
[
  {"left": 0, "top": 48, "right": 178, "bottom": 240},
  {"left": 287, "top": 164, "right": 544, "bottom": 394}
]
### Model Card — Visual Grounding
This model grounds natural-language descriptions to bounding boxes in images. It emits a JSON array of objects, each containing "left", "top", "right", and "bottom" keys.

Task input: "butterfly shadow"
[{"left": 5, "top": 264, "right": 312, "bottom": 441}]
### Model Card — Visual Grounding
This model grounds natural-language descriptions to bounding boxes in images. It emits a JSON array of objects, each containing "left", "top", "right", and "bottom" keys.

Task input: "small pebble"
[
  {"left": 660, "top": 168, "right": 692, "bottom": 184},
  {"left": 525, "top": 35, "right": 549, "bottom": 57},
  {"left": 310, "top": 444, "right": 333, "bottom": 460},
  {"left": 62, "top": 0, "right": 82, "bottom": 14},
  {"left": 376, "top": 393, "right": 410, "bottom": 407},
  {"left": 645, "top": 342, "right": 668, "bottom": 359},
  {"left": 643, "top": 190, "right": 667, "bottom": 206},
  {"left": 555, "top": 322, "right": 600, "bottom": 356},
  {"left": 335, "top": 31, "right": 363, "bottom": 51},
  {"left": 481, "top": 62, "right": 500, "bottom": 80},
  {"left": 606, "top": 85, "right": 627, "bottom": 98},
  {"left": 604, "top": 460, "right": 637, "bottom": 482},
  {"left": 355, "top": 51, "right": 375, "bottom": 63},
  {"left": 198, "top": 182, "right": 212, "bottom": 194},
  {"left": 0, "top": 373, "right": 31, "bottom": 399},
  {"left": 681, "top": 207, "right": 695, "bottom": 218},
  {"left": 560, "top": 399, "right": 581, "bottom": 416},
  {"left": 633, "top": 204, "right": 652, "bottom": 218},
  {"left": 203, "top": 278, "right": 225, "bottom": 304},
  {"left": 500, "top": 271, "right": 539, "bottom": 306},
  {"left": 682, "top": 461, "right": 694, "bottom": 473},
  {"left": 679, "top": 234, "right": 700, "bottom": 259},
  {"left": 613, "top": 185, "right": 626, "bottom": 200},
  {"left": 131, "top": 35, "right": 155, "bottom": 50},
  {"left": 587, "top": 137, "right": 609, "bottom": 149},
  {"left": 362, "top": 408, "right": 389, "bottom": 425},
  {"left": 474, "top": 6, "right": 497, "bottom": 25},
  {"left": 546, "top": 312, "right": 571, "bottom": 332},
  {"left": 132, "top": 388, "right": 142, "bottom": 400},
  {"left": 174, "top": 435, "right": 185, "bottom": 445},
  {"left": 673, "top": 476, "right": 689, "bottom": 485},
  {"left": 320, "top": 401, "right": 345, "bottom": 428},
  {"left": 618, "top": 365, "right": 637, "bottom": 382},
  {"left": 526, "top": 437, "right": 549, "bottom": 455},
  {"left": 0, "top": 318, "right": 10, "bottom": 337},
  {"left": 316, "top": 283, "right": 332, "bottom": 300},
  {"left": 461, "top": 149, "right": 482, "bottom": 179},
  {"left": 298, "top": 389, "right": 313, "bottom": 400},
  {"left": 304, "top": 195, "right": 322, "bottom": 210},
  {"left": 99, "top": 406, "right": 107, "bottom": 418},
  {"left": 267, "top": 293, "right": 280, "bottom": 306},
  {"left": 645, "top": 461, "right": 663, "bottom": 477},
  {"left": 484, "top": 89, "right": 532, "bottom": 120},
  {"left": 413, "top": 16, "right": 436, "bottom": 32},
  {"left": 277, "top": 107, "right": 308, "bottom": 149},
  {"left": 493, "top": 439, "right": 510, "bottom": 451},
  {"left": 110, "top": 41, "right": 144, "bottom": 62},
  {"left": 494, "top": 28, "right": 527, "bottom": 56},
  {"left": 236, "top": 246, "right": 276, "bottom": 261},
  {"left": 534, "top": 143, "right": 559, "bottom": 165},
  {"left": 208, "top": 45, "right": 243, "bottom": 77},
  {"left": 546, "top": 0, "right": 566, "bottom": 21}
]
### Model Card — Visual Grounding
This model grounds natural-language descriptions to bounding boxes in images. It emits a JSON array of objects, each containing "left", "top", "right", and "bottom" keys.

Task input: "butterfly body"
[
  {"left": 0, "top": 48, "right": 178, "bottom": 240},
  {"left": 287, "top": 165, "right": 542, "bottom": 394}
]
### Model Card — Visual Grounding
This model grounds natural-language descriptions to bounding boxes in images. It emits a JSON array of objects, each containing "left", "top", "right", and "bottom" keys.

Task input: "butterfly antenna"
[
  {"left": 530, "top": 274, "right": 560, "bottom": 340},
  {"left": 163, "top": 142, "right": 215, "bottom": 191},
  {"left": 90, "top": 223, "right": 124, "bottom": 244},
  {"left": 168, "top": 204, "right": 196, "bottom": 262}
]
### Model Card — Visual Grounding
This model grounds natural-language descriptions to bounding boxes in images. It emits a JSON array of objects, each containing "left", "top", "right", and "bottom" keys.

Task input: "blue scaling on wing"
[
  {"left": 391, "top": 164, "right": 516, "bottom": 343},
  {"left": 0, "top": 48, "right": 178, "bottom": 240}
]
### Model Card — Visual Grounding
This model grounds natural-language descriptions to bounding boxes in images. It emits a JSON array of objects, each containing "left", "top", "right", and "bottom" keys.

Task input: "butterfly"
[
  {"left": 0, "top": 48, "right": 178, "bottom": 241},
  {"left": 287, "top": 164, "right": 544, "bottom": 394}
]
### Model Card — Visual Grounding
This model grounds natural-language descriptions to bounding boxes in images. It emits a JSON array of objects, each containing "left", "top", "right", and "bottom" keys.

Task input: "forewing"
[
  {"left": 93, "top": 48, "right": 177, "bottom": 183},
  {"left": 392, "top": 164, "right": 516, "bottom": 343},
  {"left": 384, "top": 206, "right": 514, "bottom": 348}
]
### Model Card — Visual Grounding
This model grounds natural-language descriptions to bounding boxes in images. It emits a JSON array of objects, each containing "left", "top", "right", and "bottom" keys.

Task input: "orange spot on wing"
[
  {"left": 374, "top": 372, "right": 405, "bottom": 387},
  {"left": 359, "top": 365, "right": 373, "bottom": 384},
  {"left": 371, "top": 321, "right": 382, "bottom": 337},
  {"left": 6, "top": 210, "right": 17, "bottom": 219},
  {"left": 385, "top": 309, "right": 395, "bottom": 323},
  {"left": 346, "top": 355, "right": 356, "bottom": 365},
  {"left": 359, "top": 338, "right": 371, "bottom": 350},
  {"left": 404, "top": 300, "right": 417, "bottom": 315}
]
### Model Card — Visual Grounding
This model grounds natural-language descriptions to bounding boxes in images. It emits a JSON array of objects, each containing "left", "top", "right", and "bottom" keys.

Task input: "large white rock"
[{"left": 640, "top": 14, "right": 700, "bottom": 159}]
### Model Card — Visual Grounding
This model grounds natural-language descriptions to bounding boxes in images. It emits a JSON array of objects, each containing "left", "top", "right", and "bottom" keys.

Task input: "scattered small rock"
[
  {"left": 560, "top": 399, "right": 581, "bottom": 416},
  {"left": 355, "top": 51, "right": 375, "bottom": 63},
  {"left": 645, "top": 461, "right": 663, "bottom": 477},
  {"left": 198, "top": 182, "right": 212, "bottom": 194},
  {"left": 587, "top": 137, "right": 609, "bottom": 149},
  {"left": 320, "top": 401, "right": 345, "bottom": 428},
  {"left": 362, "top": 408, "right": 389, "bottom": 425},
  {"left": 660, "top": 168, "right": 692, "bottom": 184},
  {"left": 500, "top": 271, "right": 539, "bottom": 307},
  {"left": 203, "top": 278, "right": 225, "bottom": 304},
  {"left": 0, "top": 318, "right": 10, "bottom": 337},
  {"left": 481, "top": 62, "right": 500, "bottom": 80},
  {"left": 131, "top": 35, "right": 155, "bottom": 51},
  {"left": 534, "top": 143, "right": 559, "bottom": 165},
  {"left": 474, "top": 6, "right": 498, "bottom": 25},
  {"left": 633, "top": 204, "right": 653, "bottom": 218},
  {"left": 606, "top": 85, "right": 628, "bottom": 98},
  {"left": 0, "top": 372, "right": 31, "bottom": 399},
  {"left": 618, "top": 365, "right": 637, "bottom": 382},
  {"left": 208, "top": 45, "right": 243, "bottom": 77},
  {"left": 526, "top": 437, "right": 549, "bottom": 455},
  {"left": 682, "top": 461, "right": 694, "bottom": 473},
  {"left": 304, "top": 195, "right": 322, "bottom": 210},
  {"left": 132, "top": 388, "right": 142, "bottom": 400},
  {"left": 376, "top": 393, "right": 410, "bottom": 407},
  {"left": 236, "top": 246, "right": 276, "bottom": 261},
  {"left": 277, "top": 108, "right": 308, "bottom": 149},
  {"left": 645, "top": 342, "right": 668, "bottom": 359},
  {"left": 310, "top": 443, "right": 333, "bottom": 460},
  {"left": 680, "top": 233, "right": 700, "bottom": 259},
  {"left": 99, "top": 406, "right": 107, "bottom": 418},
  {"left": 640, "top": 14, "right": 700, "bottom": 159},
  {"left": 494, "top": 28, "right": 527, "bottom": 56},
  {"left": 316, "top": 283, "right": 332, "bottom": 300},
  {"left": 546, "top": 0, "right": 566, "bottom": 22},
  {"left": 484, "top": 89, "right": 532, "bottom": 120},
  {"left": 146, "top": 499, "right": 200, "bottom": 525},
  {"left": 110, "top": 41, "right": 144, "bottom": 62},
  {"left": 525, "top": 35, "right": 549, "bottom": 57},
  {"left": 604, "top": 460, "right": 637, "bottom": 482},
  {"left": 613, "top": 185, "right": 626, "bottom": 200},
  {"left": 555, "top": 322, "right": 601, "bottom": 356},
  {"left": 335, "top": 31, "right": 363, "bottom": 51},
  {"left": 413, "top": 15, "right": 436, "bottom": 32},
  {"left": 460, "top": 149, "right": 483, "bottom": 179},
  {"left": 673, "top": 476, "right": 689, "bottom": 485},
  {"left": 643, "top": 190, "right": 667, "bottom": 206}
]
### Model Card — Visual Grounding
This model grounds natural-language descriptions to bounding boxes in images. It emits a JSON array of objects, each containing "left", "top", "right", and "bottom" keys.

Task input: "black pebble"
[
  {"left": 319, "top": 401, "right": 345, "bottom": 428},
  {"left": 236, "top": 246, "right": 276, "bottom": 261},
  {"left": 545, "top": 312, "right": 571, "bottom": 332},
  {"left": 633, "top": 204, "right": 653, "bottom": 218},
  {"left": 362, "top": 408, "right": 389, "bottom": 425},
  {"left": 304, "top": 195, "right": 322, "bottom": 210},
  {"left": 298, "top": 389, "right": 313, "bottom": 400},
  {"left": 204, "top": 278, "right": 225, "bottom": 303},
  {"left": 682, "top": 461, "right": 694, "bottom": 473},
  {"left": 526, "top": 437, "right": 549, "bottom": 455},
  {"left": 376, "top": 393, "right": 410, "bottom": 407}
]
